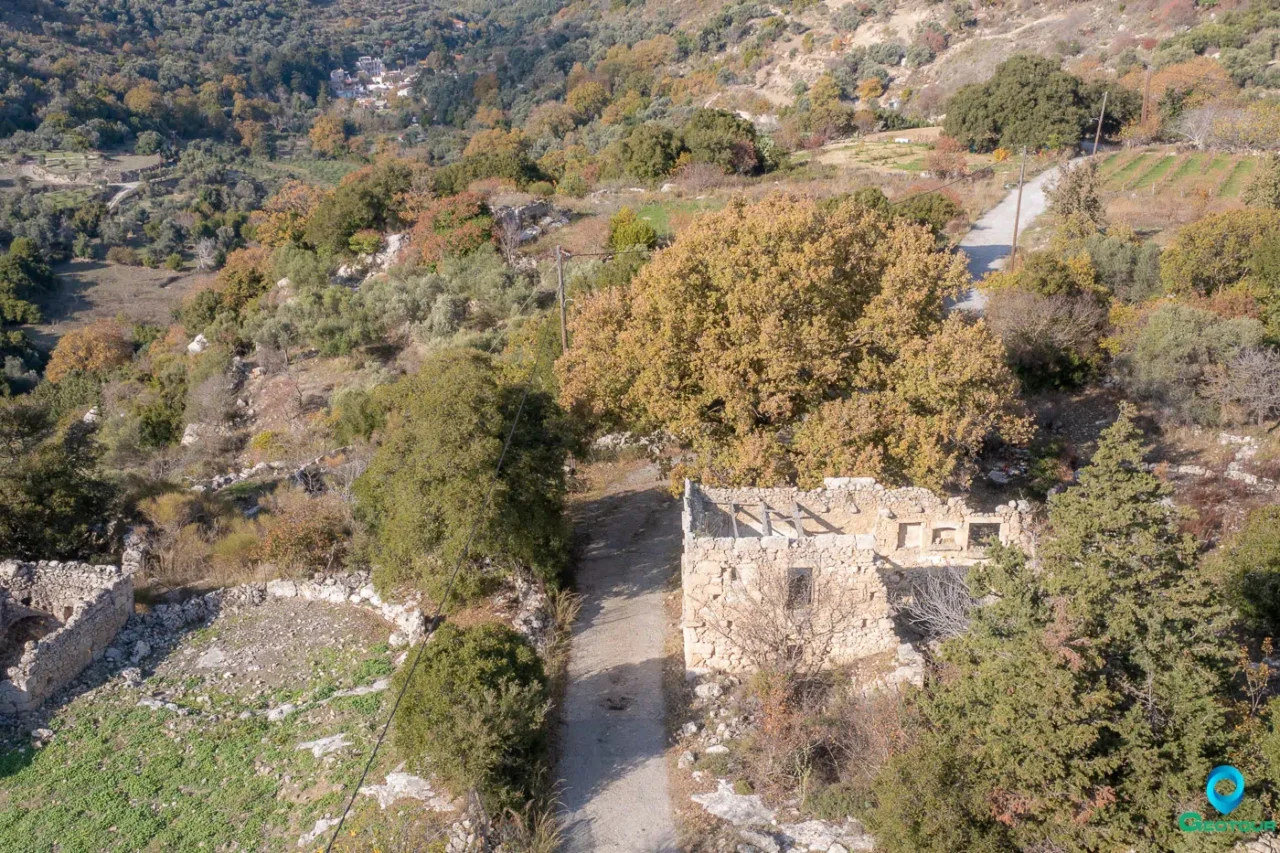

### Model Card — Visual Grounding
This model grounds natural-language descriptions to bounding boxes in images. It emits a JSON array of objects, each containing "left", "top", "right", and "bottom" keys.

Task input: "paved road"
[
  {"left": 558, "top": 465, "right": 681, "bottom": 852},
  {"left": 953, "top": 162, "right": 1063, "bottom": 312}
]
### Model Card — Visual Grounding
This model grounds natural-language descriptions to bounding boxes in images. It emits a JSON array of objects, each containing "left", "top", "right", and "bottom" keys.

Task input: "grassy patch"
[
  {"left": 1166, "top": 153, "right": 1204, "bottom": 184},
  {"left": 1104, "top": 152, "right": 1151, "bottom": 189},
  {"left": 1131, "top": 154, "right": 1179, "bottom": 189},
  {"left": 635, "top": 199, "right": 724, "bottom": 237},
  {"left": 1218, "top": 157, "right": 1257, "bottom": 198},
  {"left": 0, "top": 630, "right": 411, "bottom": 851}
]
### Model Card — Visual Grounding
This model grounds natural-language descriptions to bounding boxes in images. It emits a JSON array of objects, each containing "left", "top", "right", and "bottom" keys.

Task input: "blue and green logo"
[{"left": 1178, "top": 765, "right": 1276, "bottom": 834}]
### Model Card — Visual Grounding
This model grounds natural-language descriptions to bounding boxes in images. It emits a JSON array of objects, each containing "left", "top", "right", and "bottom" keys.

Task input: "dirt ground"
[{"left": 25, "top": 259, "right": 213, "bottom": 350}]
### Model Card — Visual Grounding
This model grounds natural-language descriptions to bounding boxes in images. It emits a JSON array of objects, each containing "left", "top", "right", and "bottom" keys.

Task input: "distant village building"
[
  {"left": 680, "top": 478, "right": 1031, "bottom": 675},
  {"left": 356, "top": 56, "right": 386, "bottom": 77}
]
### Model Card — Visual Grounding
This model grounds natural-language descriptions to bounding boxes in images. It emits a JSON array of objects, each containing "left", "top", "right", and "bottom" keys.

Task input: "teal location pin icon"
[{"left": 1206, "top": 765, "right": 1245, "bottom": 815}]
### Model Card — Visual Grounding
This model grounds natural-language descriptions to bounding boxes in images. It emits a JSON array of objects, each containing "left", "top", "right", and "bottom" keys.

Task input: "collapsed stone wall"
[
  {"left": 681, "top": 478, "right": 1029, "bottom": 674},
  {"left": 0, "top": 561, "right": 133, "bottom": 714}
]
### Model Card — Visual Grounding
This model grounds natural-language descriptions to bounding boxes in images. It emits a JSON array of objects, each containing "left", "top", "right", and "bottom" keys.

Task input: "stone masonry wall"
[
  {"left": 0, "top": 561, "right": 133, "bottom": 714},
  {"left": 681, "top": 478, "right": 1029, "bottom": 674}
]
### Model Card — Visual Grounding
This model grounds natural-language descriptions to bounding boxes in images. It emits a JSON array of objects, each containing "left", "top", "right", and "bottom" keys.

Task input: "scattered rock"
[
  {"left": 692, "top": 779, "right": 776, "bottom": 827},
  {"left": 296, "top": 733, "right": 350, "bottom": 758},
  {"left": 705, "top": 744, "right": 730, "bottom": 755},
  {"left": 678, "top": 750, "right": 696, "bottom": 769},
  {"left": 694, "top": 682, "right": 723, "bottom": 700},
  {"left": 681, "top": 721, "right": 700, "bottom": 737},
  {"left": 131, "top": 640, "right": 151, "bottom": 663},
  {"left": 187, "top": 333, "right": 208, "bottom": 354},
  {"left": 297, "top": 816, "right": 339, "bottom": 847},
  {"left": 267, "top": 703, "right": 297, "bottom": 722},
  {"left": 359, "top": 769, "right": 456, "bottom": 810}
]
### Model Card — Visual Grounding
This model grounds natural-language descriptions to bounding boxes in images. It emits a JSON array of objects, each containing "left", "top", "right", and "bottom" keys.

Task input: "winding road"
[{"left": 558, "top": 464, "right": 681, "bottom": 852}]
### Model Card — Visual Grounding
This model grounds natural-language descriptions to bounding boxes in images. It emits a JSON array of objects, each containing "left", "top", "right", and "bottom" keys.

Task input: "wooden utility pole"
[
  {"left": 1141, "top": 68, "right": 1152, "bottom": 125},
  {"left": 555, "top": 245, "right": 568, "bottom": 354},
  {"left": 1008, "top": 147, "right": 1027, "bottom": 270},
  {"left": 1092, "top": 90, "right": 1108, "bottom": 157}
]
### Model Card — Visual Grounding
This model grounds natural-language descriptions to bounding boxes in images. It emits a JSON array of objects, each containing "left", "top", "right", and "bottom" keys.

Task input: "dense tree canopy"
[
  {"left": 557, "top": 194, "right": 1030, "bottom": 490},
  {"left": 354, "top": 348, "right": 575, "bottom": 600},
  {"left": 944, "top": 56, "right": 1137, "bottom": 152},
  {"left": 866, "top": 410, "right": 1248, "bottom": 852}
]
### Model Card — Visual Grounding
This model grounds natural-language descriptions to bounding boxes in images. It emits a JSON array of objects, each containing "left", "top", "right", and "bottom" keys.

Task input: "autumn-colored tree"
[
  {"left": 923, "top": 135, "right": 968, "bottom": 178},
  {"left": 463, "top": 127, "right": 528, "bottom": 160},
  {"left": 557, "top": 195, "right": 1031, "bottom": 490},
  {"left": 1160, "top": 209, "right": 1280, "bottom": 296},
  {"left": 259, "top": 488, "right": 350, "bottom": 575},
  {"left": 309, "top": 114, "right": 348, "bottom": 157},
  {"left": 857, "top": 77, "right": 885, "bottom": 101},
  {"left": 45, "top": 321, "right": 133, "bottom": 383},
  {"left": 567, "top": 81, "right": 609, "bottom": 119},
  {"left": 251, "top": 181, "right": 329, "bottom": 248},
  {"left": 402, "top": 191, "right": 494, "bottom": 267}
]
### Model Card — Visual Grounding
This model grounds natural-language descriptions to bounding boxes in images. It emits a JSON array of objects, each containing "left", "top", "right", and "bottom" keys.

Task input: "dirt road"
[
  {"left": 953, "top": 162, "right": 1063, "bottom": 311},
  {"left": 558, "top": 464, "right": 681, "bottom": 852}
]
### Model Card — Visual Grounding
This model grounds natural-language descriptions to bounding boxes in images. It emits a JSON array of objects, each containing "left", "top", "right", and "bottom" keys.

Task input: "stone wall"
[
  {"left": 0, "top": 561, "right": 133, "bottom": 714},
  {"left": 681, "top": 478, "right": 1029, "bottom": 674}
]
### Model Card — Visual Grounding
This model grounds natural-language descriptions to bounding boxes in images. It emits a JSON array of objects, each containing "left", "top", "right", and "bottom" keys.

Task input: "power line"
[{"left": 323, "top": 302, "right": 555, "bottom": 853}]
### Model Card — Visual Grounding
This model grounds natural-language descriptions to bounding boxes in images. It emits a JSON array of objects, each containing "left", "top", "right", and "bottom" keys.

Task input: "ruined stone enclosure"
[
  {"left": 680, "top": 478, "right": 1029, "bottom": 674},
  {"left": 0, "top": 561, "right": 133, "bottom": 714}
]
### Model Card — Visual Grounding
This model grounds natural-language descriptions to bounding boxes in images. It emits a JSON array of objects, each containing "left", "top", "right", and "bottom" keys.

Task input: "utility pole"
[
  {"left": 1008, "top": 147, "right": 1027, "bottom": 270},
  {"left": 1141, "top": 68, "right": 1152, "bottom": 126},
  {"left": 1092, "top": 90, "right": 1108, "bottom": 157},
  {"left": 555, "top": 245, "right": 568, "bottom": 355}
]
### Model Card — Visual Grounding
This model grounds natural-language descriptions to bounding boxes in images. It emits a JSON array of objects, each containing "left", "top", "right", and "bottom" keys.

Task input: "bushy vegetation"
[
  {"left": 558, "top": 194, "right": 1030, "bottom": 490},
  {"left": 392, "top": 623, "right": 548, "bottom": 812},
  {"left": 354, "top": 348, "right": 575, "bottom": 601},
  {"left": 944, "top": 56, "right": 1137, "bottom": 152},
  {"left": 864, "top": 411, "right": 1263, "bottom": 852}
]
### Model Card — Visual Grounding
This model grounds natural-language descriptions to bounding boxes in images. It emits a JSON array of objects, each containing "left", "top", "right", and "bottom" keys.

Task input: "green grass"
[
  {"left": 0, "top": 637, "right": 405, "bottom": 851},
  {"left": 1097, "top": 150, "right": 1132, "bottom": 178},
  {"left": 1131, "top": 153, "right": 1179, "bottom": 189},
  {"left": 1104, "top": 152, "right": 1151, "bottom": 189},
  {"left": 1166, "top": 153, "right": 1204, "bottom": 184},
  {"left": 260, "top": 157, "right": 360, "bottom": 187},
  {"left": 1201, "top": 156, "right": 1233, "bottom": 184},
  {"left": 1218, "top": 157, "right": 1257, "bottom": 198},
  {"left": 634, "top": 198, "right": 724, "bottom": 237}
]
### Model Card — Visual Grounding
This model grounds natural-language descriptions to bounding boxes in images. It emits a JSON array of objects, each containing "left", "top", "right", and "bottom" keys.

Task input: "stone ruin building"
[
  {"left": 0, "top": 560, "right": 133, "bottom": 715},
  {"left": 680, "top": 478, "right": 1030, "bottom": 675}
]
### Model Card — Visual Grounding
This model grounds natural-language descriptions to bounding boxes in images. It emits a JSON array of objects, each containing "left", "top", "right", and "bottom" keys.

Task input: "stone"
[
  {"left": 681, "top": 721, "right": 700, "bottom": 737},
  {"left": 187, "top": 333, "right": 208, "bottom": 354},
  {"left": 131, "top": 640, "right": 151, "bottom": 663},
  {"left": 678, "top": 750, "right": 696, "bottom": 769},
  {"left": 359, "top": 770, "right": 456, "bottom": 810},
  {"left": 120, "top": 667, "right": 143, "bottom": 686},
  {"left": 267, "top": 703, "right": 297, "bottom": 722},
  {"left": 296, "top": 733, "right": 350, "bottom": 758},
  {"left": 737, "top": 830, "right": 781, "bottom": 853},
  {"left": 297, "top": 816, "right": 339, "bottom": 848},
  {"left": 691, "top": 779, "right": 777, "bottom": 827},
  {"left": 987, "top": 469, "right": 1010, "bottom": 484},
  {"left": 694, "top": 682, "right": 723, "bottom": 700},
  {"left": 705, "top": 744, "right": 730, "bottom": 755},
  {"left": 0, "top": 560, "right": 133, "bottom": 714}
]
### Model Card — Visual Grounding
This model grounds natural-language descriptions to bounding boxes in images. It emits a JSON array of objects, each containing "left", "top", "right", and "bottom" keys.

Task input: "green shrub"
[
  {"left": 1215, "top": 505, "right": 1280, "bottom": 636},
  {"left": 607, "top": 208, "right": 658, "bottom": 251},
  {"left": 327, "top": 387, "right": 383, "bottom": 445},
  {"left": 392, "top": 623, "right": 548, "bottom": 812},
  {"left": 808, "top": 780, "right": 867, "bottom": 822},
  {"left": 106, "top": 246, "right": 141, "bottom": 266},
  {"left": 353, "top": 348, "right": 574, "bottom": 600}
]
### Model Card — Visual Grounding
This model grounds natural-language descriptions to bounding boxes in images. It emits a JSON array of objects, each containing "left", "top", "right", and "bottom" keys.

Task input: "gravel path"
[
  {"left": 558, "top": 465, "right": 681, "bottom": 852},
  {"left": 953, "top": 162, "right": 1063, "bottom": 312}
]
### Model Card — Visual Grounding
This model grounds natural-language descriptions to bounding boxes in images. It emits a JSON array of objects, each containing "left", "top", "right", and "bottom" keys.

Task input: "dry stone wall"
[
  {"left": 0, "top": 561, "right": 133, "bottom": 714},
  {"left": 681, "top": 478, "right": 1029, "bottom": 674}
]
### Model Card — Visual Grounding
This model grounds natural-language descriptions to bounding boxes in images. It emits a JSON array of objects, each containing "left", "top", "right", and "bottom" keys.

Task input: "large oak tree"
[{"left": 556, "top": 194, "right": 1030, "bottom": 490}]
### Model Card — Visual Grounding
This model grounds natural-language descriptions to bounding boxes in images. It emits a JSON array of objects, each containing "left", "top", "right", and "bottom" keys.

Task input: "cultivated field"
[{"left": 1097, "top": 146, "right": 1255, "bottom": 238}]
